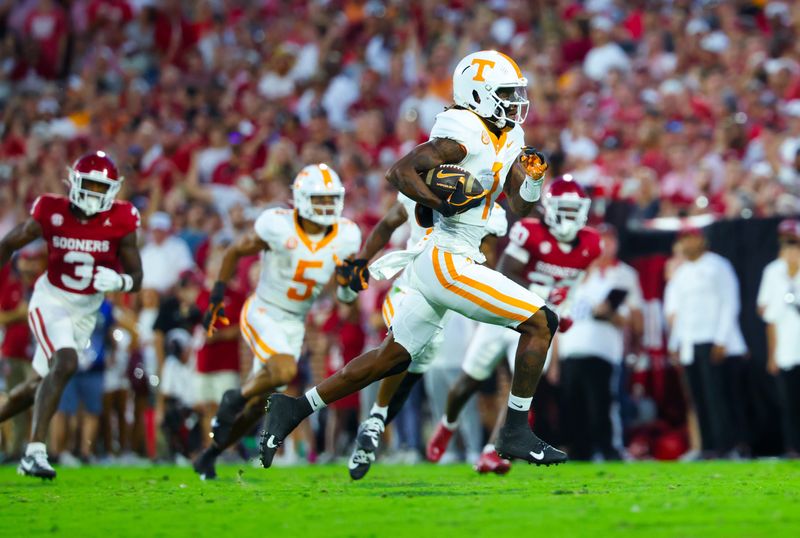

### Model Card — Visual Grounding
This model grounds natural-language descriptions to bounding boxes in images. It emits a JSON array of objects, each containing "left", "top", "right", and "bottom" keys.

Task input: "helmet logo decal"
[{"left": 471, "top": 58, "right": 495, "bottom": 82}]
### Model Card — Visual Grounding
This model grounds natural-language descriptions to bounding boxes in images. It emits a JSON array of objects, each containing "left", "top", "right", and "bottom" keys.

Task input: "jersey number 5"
[
  {"left": 287, "top": 260, "right": 323, "bottom": 301},
  {"left": 62, "top": 251, "right": 95, "bottom": 291}
]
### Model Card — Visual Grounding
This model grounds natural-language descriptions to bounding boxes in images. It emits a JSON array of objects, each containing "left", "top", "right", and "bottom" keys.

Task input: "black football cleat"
[
  {"left": 193, "top": 448, "right": 218, "bottom": 480},
  {"left": 348, "top": 448, "right": 375, "bottom": 480},
  {"left": 259, "top": 394, "right": 305, "bottom": 469},
  {"left": 211, "top": 389, "right": 246, "bottom": 447},
  {"left": 496, "top": 426, "right": 567, "bottom": 467},
  {"left": 18, "top": 451, "right": 56, "bottom": 480},
  {"left": 347, "top": 416, "right": 385, "bottom": 480}
]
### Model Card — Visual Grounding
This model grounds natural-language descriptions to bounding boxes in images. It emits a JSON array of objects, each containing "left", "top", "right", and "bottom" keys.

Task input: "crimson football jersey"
[
  {"left": 505, "top": 218, "right": 602, "bottom": 308},
  {"left": 30, "top": 194, "right": 140, "bottom": 295}
]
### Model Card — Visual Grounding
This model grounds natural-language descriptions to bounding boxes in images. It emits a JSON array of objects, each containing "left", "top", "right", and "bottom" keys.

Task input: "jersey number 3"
[
  {"left": 287, "top": 260, "right": 323, "bottom": 301},
  {"left": 62, "top": 251, "right": 95, "bottom": 291}
]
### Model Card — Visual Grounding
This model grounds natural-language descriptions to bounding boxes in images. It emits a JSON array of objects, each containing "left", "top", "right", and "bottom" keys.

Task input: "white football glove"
[{"left": 93, "top": 266, "right": 134, "bottom": 293}]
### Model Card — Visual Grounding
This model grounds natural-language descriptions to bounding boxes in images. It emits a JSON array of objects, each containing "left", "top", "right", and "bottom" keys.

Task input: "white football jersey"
[
  {"left": 253, "top": 208, "right": 362, "bottom": 317},
  {"left": 427, "top": 108, "right": 524, "bottom": 259},
  {"left": 397, "top": 191, "right": 507, "bottom": 249}
]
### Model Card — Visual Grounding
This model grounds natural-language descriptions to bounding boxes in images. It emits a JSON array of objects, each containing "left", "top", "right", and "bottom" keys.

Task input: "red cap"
[
  {"left": 778, "top": 219, "right": 800, "bottom": 238},
  {"left": 677, "top": 226, "right": 704, "bottom": 239}
]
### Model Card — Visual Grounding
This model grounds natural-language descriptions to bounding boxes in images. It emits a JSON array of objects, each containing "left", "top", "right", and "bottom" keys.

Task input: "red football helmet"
[
  {"left": 542, "top": 175, "right": 590, "bottom": 242},
  {"left": 67, "top": 151, "right": 123, "bottom": 215}
]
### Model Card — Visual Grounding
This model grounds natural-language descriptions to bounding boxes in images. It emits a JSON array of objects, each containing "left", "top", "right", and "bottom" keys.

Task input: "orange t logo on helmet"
[{"left": 471, "top": 58, "right": 496, "bottom": 82}]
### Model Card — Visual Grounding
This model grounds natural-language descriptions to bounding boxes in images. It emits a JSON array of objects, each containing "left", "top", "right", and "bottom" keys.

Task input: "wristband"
[
  {"left": 120, "top": 274, "right": 134, "bottom": 292},
  {"left": 520, "top": 176, "right": 543, "bottom": 202}
]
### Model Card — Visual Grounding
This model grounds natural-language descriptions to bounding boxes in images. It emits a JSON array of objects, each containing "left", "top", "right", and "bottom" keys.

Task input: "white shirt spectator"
[
  {"left": 140, "top": 213, "right": 195, "bottom": 293},
  {"left": 559, "top": 262, "right": 644, "bottom": 364},
  {"left": 757, "top": 259, "right": 800, "bottom": 369},
  {"left": 665, "top": 252, "right": 747, "bottom": 364},
  {"left": 583, "top": 42, "right": 630, "bottom": 82}
]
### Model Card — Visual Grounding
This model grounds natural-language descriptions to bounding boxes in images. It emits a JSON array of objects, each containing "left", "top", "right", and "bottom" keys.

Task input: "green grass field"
[{"left": 1, "top": 461, "right": 799, "bottom": 537}]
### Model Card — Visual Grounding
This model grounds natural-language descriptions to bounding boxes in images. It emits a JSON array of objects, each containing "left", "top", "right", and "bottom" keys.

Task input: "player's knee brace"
[{"left": 541, "top": 305, "right": 559, "bottom": 340}]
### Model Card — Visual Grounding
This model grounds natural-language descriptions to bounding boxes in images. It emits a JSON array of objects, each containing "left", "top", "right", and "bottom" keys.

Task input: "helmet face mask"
[
  {"left": 542, "top": 176, "right": 590, "bottom": 242},
  {"left": 543, "top": 197, "right": 591, "bottom": 242},
  {"left": 292, "top": 164, "right": 345, "bottom": 226},
  {"left": 67, "top": 152, "right": 122, "bottom": 216}
]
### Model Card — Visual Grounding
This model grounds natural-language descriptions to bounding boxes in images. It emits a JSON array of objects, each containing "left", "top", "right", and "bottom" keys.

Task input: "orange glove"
[{"left": 520, "top": 147, "right": 548, "bottom": 180}]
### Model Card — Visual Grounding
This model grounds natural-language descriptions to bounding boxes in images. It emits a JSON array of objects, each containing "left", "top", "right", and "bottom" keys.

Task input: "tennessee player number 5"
[{"left": 287, "top": 260, "right": 323, "bottom": 301}]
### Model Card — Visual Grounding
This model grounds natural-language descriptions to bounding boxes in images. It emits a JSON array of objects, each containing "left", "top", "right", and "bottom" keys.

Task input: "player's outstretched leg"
[
  {"left": 194, "top": 401, "right": 265, "bottom": 480},
  {"left": 195, "top": 355, "right": 295, "bottom": 479},
  {"left": 19, "top": 349, "right": 79, "bottom": 479},
  {"left": 0, "top": 376, "right": 39, "bottom": 424},
  {"left": 496, "top": 307, "right": 566, "bottom": 467},
  {"left": 474, "top": 406, "right": 510, "bottom": 474},
  {"left": 348, "top": 371, "right": 423, "bottom": 480},
  {"left": 261, "top": 340, "right": 410, "bottom": 469}
]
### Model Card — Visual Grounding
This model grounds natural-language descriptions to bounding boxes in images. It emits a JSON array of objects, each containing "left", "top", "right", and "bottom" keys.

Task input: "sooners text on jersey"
[
  {"left": 30, "top": 194, "right": 140, "bottom": 295},
  {"left": 507, "top": 218, "right": 602, "bottom": 306}
]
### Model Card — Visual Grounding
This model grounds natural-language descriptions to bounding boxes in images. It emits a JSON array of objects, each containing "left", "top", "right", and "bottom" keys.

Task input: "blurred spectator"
[
  {"left": 140, "top": 212, "right": 195, "bottom": 294},
  {"left": 423, "top": 314, "right": 482, "bottom": 464},
  {"left": 194, "top": 259, "right": 244, "bottom": 447},
  {"left": 665, "top": 229, "right": 748, "bottom": 459},
  {"left": 319, "top": 302, "right": 365, "bottom": 459},
  {"left": 102, "top": 297, "right": 138, "bottom": 460},
  {"left": 757, "top": 219, "right": 800, "bottom": 457},
  {"left": 153, "top": 270, "right": 203, "bottom": 460},
  {"left": 0, "top": 244, "right": 45, "bottom": 458},
  {"left": 52, "top": 299, "right": 113, "bottom": 464},
  {"left": 555, "top": 224, "right": 644, "bottom": 461}
]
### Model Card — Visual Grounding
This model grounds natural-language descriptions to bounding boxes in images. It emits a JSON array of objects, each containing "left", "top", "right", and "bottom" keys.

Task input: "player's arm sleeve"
[
  {"left": 485, "top": 204, "right": 508, "bottom": 237},
  {"left": 756, "top": 264, "right": 774, "bottom": 314},
  {"left": 253, "top": 209, "right": 286, "bottom": 251},
  {"left": 713, "top": 258, "right": 742, "bottom": 347},
  {"left": 503, "top": 220, "right": 532, "bottom": 264},
  {"left": 429, "top": 112, "right": 474, "bottom": 156}
]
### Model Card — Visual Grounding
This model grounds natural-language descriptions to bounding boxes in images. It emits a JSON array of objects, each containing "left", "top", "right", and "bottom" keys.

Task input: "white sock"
[
  {"left": 370, "top": 404, "right": 388, "bottom": 421},
  {"left": 26, "top": 442, "right": 47, "bottom": 456},
  {"left": 483, "top": 444, "right": 495, "bottom": 454},
  {"left": 508, "top": 393, "right": 533, "bottom": 412},
  {"left": 305, "top": 387, "right": 327, "bottom": 412},
  {"left": 442, "top": 415, "right": 459, "bottom": 431}
]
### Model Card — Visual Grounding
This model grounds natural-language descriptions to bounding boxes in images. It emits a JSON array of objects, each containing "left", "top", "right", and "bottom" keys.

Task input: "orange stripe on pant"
[
  {"left": 431, "top": 247, "right": 534, "bottom": 323},
  {"left": 240, "top": 297, "right": 277, "bottom": 363},
  {"left": 442, "top": 251, "right": 538, "bottom": 315}
]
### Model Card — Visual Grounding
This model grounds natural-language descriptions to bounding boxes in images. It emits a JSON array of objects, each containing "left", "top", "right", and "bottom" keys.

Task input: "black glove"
[
  {"left": 335, "top": 258, "right": 370, "bottom": 292},
  {"left": 202, "top": 281, "right": 229, "bottom": 336},
  {"left": 437, "top": 179, "right": 487, "bottom": 217}
]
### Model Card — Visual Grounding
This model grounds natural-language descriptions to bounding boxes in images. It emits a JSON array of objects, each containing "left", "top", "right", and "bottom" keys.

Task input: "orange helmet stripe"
[{"left": 319, "top": 164, "right": 333, "bottom": 187}]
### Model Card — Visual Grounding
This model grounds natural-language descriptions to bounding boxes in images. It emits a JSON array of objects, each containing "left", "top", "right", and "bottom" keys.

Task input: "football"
[{"left": 420, "top": 164, "right": 484, "bottom": 201}]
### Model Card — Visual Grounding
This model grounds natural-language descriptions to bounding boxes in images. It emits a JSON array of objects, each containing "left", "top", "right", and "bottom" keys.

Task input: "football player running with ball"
[
  {"left": 0, "top": 152, "right": 142, "bottom": 479},
  {"left": 341, "top": 192, "right": 507, "bottom": 480},
  {"left": 193, "top": 164, "right": 361, "bottom": 480},
  {"left": 426, "top": 177, "right": 601, "bottom": 474},
  {"left": 260, "top": 50, "right": 567, "bottom": 470}
]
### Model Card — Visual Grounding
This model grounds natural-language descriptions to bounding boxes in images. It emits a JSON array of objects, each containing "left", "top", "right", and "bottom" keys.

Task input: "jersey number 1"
[
  {"left": 287, "top": 260, "right": 323, "bottom": 301},
  {"left": 62, "top": 251, "right": 95, "bottom": 291}
]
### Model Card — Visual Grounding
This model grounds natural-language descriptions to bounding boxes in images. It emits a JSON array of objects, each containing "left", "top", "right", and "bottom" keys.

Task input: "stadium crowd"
[{"left": 2, "top": 0, "right": 800, "bottom": 465}]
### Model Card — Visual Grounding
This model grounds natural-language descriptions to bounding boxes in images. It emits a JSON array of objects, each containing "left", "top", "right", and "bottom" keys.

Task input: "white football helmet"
[
  {"left": 453, "top": 50, "right": 529, "bottom": 130},
  {"left": 292, "top": 163, "right": 345, "bottom": 226}
]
